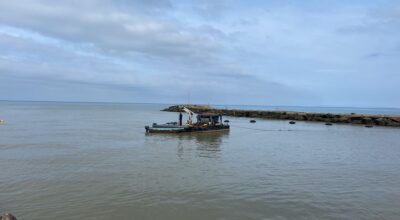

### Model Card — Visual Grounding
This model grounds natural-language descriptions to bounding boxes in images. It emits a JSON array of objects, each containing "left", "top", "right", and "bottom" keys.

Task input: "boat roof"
[{"left": 197, "top": 113, "right": 220, "bottom": 117}]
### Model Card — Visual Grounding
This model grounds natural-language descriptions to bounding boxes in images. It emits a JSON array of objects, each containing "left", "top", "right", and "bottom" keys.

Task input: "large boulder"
[
  {"left": 362, "top": 117, "right": 373, "bottom": 124},
  {"left": 374, "top": 118, "right": 387, "bottom": 126},
  {"left": 387, "top": 119, "right": 400, "bottom": 127}
]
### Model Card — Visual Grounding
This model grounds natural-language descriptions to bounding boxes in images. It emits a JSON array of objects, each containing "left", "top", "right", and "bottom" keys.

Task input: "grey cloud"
[
  {"left": 0, "top": 33, "right": 141, "bottom": 86},
  {"left": 0, "top": 1, "right": 225, "bottom": 82},
  {"left": 0, "top": 29, "right": 312, "bottom": 105},
  {"left": 0, "top": 0, "right": 399, "bottom": 107},
  {"left": 337, "top": 4, "right": 400, "bottom": 35},
  {"left": 191, "top": 0, "right": 228, "bottom": 20},
  {"left": 0, "top": 1, "right": 216, "bottom": 60}
]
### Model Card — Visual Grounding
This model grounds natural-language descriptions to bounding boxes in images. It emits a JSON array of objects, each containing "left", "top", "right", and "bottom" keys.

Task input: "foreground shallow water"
[{"left": 1, "top": 102, "right": 400, "bottom": 220}]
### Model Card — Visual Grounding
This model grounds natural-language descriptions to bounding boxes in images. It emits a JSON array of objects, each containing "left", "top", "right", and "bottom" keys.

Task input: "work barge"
[
  {"left": 163, "top": 105, "right": 400, "bottom": 127},
  {"left": 145, "top": 107, "right": 229, "bottom": 133}
]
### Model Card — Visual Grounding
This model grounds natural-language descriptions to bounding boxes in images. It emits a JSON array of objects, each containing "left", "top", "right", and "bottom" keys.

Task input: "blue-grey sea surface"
[{"left": 1, "top": 101, "right": 400, "bottom": 220}]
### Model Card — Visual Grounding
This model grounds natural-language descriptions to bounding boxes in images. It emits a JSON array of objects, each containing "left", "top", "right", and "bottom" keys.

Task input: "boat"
[{"left": 145, "top": 107, "right": 229, "bottom": 133}]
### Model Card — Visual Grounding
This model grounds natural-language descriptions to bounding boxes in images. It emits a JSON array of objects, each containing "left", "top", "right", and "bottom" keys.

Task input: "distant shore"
[{"left": 163, "top": 105, "right": 400, "bottom": 127}]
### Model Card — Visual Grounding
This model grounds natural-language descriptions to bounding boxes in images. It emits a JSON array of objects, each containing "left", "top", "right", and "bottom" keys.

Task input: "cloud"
[
  {"left": 0, "top": 1, "right": 216, "bottom": 58},
  {"left": 0, "top": 0, "right": 399, "bottom": 107}
]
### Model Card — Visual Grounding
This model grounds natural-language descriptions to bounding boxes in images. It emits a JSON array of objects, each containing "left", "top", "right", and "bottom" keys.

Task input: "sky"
[{"left": 0, "top": 0, "right": 399, "bottom": 107}]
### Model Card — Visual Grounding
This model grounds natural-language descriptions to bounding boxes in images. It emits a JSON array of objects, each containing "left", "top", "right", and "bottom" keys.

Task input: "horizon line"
[{"left": 1, "top": 99, "right": 400, "bottom": 110}]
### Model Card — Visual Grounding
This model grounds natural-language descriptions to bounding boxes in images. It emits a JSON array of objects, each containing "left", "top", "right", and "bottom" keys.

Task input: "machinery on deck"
[{"left": 182, "top": 107, "right": 194, "bottom": 124}]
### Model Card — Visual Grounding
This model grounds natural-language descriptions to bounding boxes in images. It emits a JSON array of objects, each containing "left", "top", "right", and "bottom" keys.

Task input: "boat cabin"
[{"left": 196, "top": 113, "right": 221, "bottom": 125}]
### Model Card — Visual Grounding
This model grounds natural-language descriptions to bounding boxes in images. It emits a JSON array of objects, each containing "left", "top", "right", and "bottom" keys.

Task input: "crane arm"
[
  {"left": 182, "top": 107, "right": 194, "bottom": 124},
  {"left": 182, "top": 107, "right": 194, "bottom": 115}
]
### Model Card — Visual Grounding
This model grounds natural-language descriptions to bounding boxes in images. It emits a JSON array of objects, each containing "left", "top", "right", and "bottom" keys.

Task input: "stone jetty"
[{"left": 163, "top": 105, "right": 400, "bottom": 127}]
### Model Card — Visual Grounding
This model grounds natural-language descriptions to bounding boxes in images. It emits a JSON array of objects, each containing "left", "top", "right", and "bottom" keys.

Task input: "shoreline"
[{"left": 163, "top": 105, "right": 400, "bottom": 127}]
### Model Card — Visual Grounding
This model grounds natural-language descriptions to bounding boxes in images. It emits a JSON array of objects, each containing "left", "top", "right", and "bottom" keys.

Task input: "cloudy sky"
[{"left": 0, "top": 0, "right": 399, "bottom": 107}]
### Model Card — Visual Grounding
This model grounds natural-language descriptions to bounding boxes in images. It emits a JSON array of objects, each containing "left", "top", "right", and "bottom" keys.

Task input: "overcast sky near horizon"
[{"left": 0, "top": 0, "right": 399, "bottom": 107}]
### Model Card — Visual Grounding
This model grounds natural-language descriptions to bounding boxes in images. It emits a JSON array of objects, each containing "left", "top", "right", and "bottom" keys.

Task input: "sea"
[{"left": 1, "top": 101, "right": 400, "bottom": 220}]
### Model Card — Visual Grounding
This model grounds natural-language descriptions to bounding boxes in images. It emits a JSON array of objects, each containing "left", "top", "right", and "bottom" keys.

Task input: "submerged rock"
[{"left": 0, "top": 213, "right": 17, "bottom": 220}]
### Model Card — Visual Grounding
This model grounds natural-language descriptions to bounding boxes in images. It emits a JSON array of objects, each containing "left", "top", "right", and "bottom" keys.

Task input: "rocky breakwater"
[{"left": 163, "top": 105, "right": 400, "bottom": 127}]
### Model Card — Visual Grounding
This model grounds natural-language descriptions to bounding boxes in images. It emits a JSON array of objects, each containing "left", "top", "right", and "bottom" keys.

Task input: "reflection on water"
[
  {"left": 1, "top": 102, "right": 400, "bottom": 220},
  {"left": 175, "top": 131, "right": 229, "bottom": 159}
]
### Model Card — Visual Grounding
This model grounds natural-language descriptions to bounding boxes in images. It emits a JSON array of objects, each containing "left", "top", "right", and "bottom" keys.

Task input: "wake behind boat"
[{"left": 145, "top": 107, "right": 229, "bottom": 133}]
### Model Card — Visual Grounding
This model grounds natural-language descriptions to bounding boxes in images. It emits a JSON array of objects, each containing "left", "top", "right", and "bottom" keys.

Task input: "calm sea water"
[{"left": 1, "top": 101, "right": 400, "bottom": 220}]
